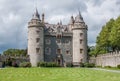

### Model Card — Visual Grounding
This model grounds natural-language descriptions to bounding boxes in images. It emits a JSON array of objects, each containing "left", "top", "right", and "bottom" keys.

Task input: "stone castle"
[{"left": 27, "top": 8, "right": 88, "bottom": 66}]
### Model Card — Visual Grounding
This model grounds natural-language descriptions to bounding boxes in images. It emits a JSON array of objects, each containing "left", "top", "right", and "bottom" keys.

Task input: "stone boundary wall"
[
  {"left": 89, "top": 52, "right": 120, "bottom": 67},
  {"left": 0, "top": 55, "right": 30, "bottom": 67}
]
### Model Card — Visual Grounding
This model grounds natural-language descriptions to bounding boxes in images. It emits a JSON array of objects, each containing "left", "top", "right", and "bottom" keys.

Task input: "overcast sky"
[{"left": 0, "top": 0, "right": 120, "bottom": 53}]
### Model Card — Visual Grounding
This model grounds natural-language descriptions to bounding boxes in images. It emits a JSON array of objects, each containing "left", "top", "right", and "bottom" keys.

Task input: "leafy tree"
[
  {"left": 3, "top": 49, "right": 27, "bottom": 56},
  {"left": 109, "top": 16, "right": 120, "bottom": 51},
  {"left": 92, "top": 16, "right": 120, "bottom": 55}
]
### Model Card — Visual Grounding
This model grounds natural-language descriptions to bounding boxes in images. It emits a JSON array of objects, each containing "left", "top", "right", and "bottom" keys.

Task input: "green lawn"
[{"left": 0, "top": 68, "right": 120, "bottom": 81}]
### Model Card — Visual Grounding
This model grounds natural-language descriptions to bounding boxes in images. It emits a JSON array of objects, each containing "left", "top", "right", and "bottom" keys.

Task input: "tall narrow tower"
[
  {"left": 72, "top": 12, "right": 88, "bottom": 66},
  {"left": 28, "top": 9, "right": 44, "bottom": 66}
]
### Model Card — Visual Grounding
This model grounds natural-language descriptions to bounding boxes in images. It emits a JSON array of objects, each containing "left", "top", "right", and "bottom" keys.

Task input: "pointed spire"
[
  {"left": 69, "top": 15, "right": 74, "bottom": 24},
  {"left": 32, "top": 8, "right": 40, "bottom": 20},
  {"left": 42, "top": 13, "right": 45, "bottom": 23},
  {"left": 74, "top": 10, "right": 84, "bottom": 23}
]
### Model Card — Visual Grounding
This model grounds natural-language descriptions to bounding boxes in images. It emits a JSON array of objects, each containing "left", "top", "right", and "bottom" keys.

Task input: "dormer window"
[{"left": 56, "top": 34, "right": 62, "bottom": 38}]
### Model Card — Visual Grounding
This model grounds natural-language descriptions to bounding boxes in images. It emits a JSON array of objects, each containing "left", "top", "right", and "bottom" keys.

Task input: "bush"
[
  {"left": 80, "top": 63, "right": 85, "bottom": 67},
  {"left": 20, "top": 62, "right": 31, "bottom": 68},
  {"left": 104, "top": 66, "right": 112, "bottom": 68},
  {"left": 117, "top": 65, "right": 120, "bottom": 69},
  {"left": 12, "top": 62, "right": 19, "bottom": 67},
  {"left": 37, "top": 62, "right": 60, "bottom": 67},
  {"left": 82, "top": 63, "right": 95, "bottom": 68},
  {"left": 66, "top": 62, "right": 73, "bottom": 67}
]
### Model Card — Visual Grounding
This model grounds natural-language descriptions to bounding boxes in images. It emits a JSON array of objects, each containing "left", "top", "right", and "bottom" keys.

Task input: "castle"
[{"left": 27, "top": 8, "right": 88, "bottom": 66}]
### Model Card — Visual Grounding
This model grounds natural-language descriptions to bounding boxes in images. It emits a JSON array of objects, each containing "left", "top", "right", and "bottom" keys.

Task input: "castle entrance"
[{"left": 56, "top": 54, "right": 63, "bottom": 66}]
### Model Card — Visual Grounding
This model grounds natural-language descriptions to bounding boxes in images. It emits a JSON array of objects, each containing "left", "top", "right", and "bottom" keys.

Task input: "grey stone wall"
[
  {"left": 89, "top": 52, "right": 120, "bottom": 67},
  {"left": 44, "top": 34, "right": 73, "bottom": 64}
]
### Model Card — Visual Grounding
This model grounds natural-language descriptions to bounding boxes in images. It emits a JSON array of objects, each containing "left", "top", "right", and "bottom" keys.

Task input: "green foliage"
[
  {"left": 66, "top": 62, "right": 73, "bottom": 67},
  {"left": 80, "top": 63, "right": 95, "bottom": 68},
  {"left": 37, "top": 62, "right": 60, "bottom": 67},
  {"left": 5, "top": 57, "right": 13, "bottom": 66},
  {"left": 3, "top": 49, "right": 27, "bottom": 56},
  {"left": 117, "top": 65, "right": 120, "bottom": 69},
  {"left": 91, "top": 16, "right": 120, "bottom": 55},
  {"left": 12, "top": 62, "right": 19, "bottom": 67},
  {"left": 20, "top": 62, "right": 31, "bottom": 68},
  {"left": 104, "top": 66, "right": 112, "bottom": 68}
]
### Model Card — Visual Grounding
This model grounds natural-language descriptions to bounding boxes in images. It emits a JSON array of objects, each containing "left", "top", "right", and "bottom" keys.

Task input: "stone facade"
[
  {"left": 89, "top": 52, "right": 120, "bottom": 67},
  {"left": 28, "top": 9, "right": 88, "bottom": 66}
]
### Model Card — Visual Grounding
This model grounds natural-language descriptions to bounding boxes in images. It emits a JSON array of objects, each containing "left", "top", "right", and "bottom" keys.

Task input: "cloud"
[{"left": 0, "top": 0, "right": 120, "bottom": 53}]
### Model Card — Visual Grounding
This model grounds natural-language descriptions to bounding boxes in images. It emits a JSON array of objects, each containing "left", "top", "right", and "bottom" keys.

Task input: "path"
[{"left": 91, "top": 68, "right": 120, "bottom": 73}]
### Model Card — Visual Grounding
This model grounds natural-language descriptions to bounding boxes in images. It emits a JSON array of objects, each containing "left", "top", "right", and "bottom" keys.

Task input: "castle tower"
[
  {"left": 72, "top": 12, "right": 88, "bottom": 66},
  {"left": 28, "top": 8, "right": 44, "bottom": 66}
]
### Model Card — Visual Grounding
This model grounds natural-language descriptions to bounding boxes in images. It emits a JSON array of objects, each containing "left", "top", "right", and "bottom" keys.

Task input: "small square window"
[
  {"left": 80, "top": 49, "right": 83, "bottom": 53},
  {"left": 36, "top": 48, "right": 40, "bottom": 53},
  {"left": 80, "top": 33, "right": 83, "bottom": 37},
  {"left": 36, "top": 30, "right": 40, "bottom": 34},
  {"left": 36, "top": 38, "right": 40, "bottom": 43},
  {"left": 57, "top": 49, "right": 61, "bottom": 54},
  {"left": 80, "top": 39, "right": 83, "bottom": 44},
  {"left": 66, "top": 50, "right": 70, "bottom": 54}
]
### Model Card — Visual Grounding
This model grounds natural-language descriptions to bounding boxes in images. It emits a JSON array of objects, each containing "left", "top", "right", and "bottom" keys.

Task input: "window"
[
  {"left": 56, "top": 34, "right": 62, "bottom": 38},
  {"left": 57, "top": 49, "right": 61, "bottom": 54},
  {"left": 36, "top": 30, "right": 40, "bottom": 34},
  {"left": 56, "top": 39, "right": 61, "bottom": 44},
  {"left": 80, "top": 49, "right": 83, "bottom": 53},
  {"left": 45, "top": 47, "right": 51, "bottom": 54},
  {"left": 45, "top": 39, "right": 51, "bottom": 45},
  {"left": 36, "top": 38, "right": 40, "bottom": 43},
  {"left": 65, "top": 40, "right": 70, "bottom": 45},
  {"left": 36, "top": 48, "right": 40, "bottom": 53},
  {"left": 80, "top": 39, "right": 83, "bottom": 44},
  {"left": 80, "top": 33, "right": 83, "bottom": 37},
  {"left": 66, "top": 50, "right": 70, "bottom": 54}
]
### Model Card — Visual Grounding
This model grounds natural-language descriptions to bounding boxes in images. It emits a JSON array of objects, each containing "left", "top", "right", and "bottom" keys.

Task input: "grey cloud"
[{"left": 0, "top": 0, "right": 120, "bottom": 53}]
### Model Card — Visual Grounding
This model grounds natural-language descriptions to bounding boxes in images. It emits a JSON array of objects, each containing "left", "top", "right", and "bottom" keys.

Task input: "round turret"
[
  {"left": 28, "top": 9, "right": 44, "bottom": 66},
  {"left": 72, "top": 12, "right": 87, "bottom": 66}
]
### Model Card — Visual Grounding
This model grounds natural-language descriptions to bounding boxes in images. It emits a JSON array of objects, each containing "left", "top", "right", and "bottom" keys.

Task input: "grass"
[{"left": 0, "top": 67, "right": 120, "bottom": 81}]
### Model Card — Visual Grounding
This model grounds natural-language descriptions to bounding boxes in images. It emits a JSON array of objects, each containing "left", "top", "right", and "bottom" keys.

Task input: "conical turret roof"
[
  {"left": 32, "top": 8, "right": 40, "bottom": 20},
  {"left": 75, "top": 11, "right": 84, "bottom": 23}
]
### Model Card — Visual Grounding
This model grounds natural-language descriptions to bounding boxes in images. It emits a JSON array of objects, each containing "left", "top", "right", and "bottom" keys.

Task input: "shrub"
[
  {"left": 83, "top": 63, "right": 95, "bottom": 68},
  {"left": 20, "top": 62, "right": 31, "bottom": 68},
  {"left": 80, "top": 63, "right": 85, "bottom": 67},
  {"left": 117, "top": 65, "right": 120, "bottom": 69},
  {"left": 104, "top": 66, "right": 112, "bottom": 68},
  {"left": 66, "top": 62, "right": 73, "bottom": 67},
  {"left": 37, "top": 62, "right": 60, "bottom": 67},
  {"left": 12, "top": 62, "right": 19, "bottom": 67}
]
